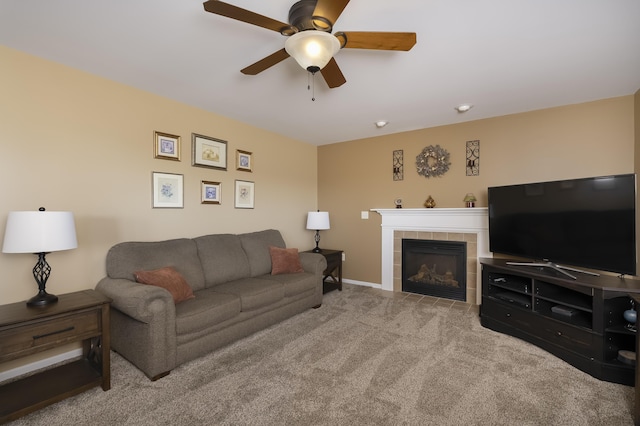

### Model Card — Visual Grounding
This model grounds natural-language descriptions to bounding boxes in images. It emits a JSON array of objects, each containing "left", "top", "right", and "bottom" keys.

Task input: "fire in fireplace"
[{"left": 402, "top": 239, "right": 467, "bottom": 301}]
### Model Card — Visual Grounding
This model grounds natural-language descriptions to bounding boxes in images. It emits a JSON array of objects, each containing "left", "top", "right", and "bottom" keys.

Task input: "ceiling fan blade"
[
  {"left": 320, "top": 58, "right": 346, "bottom": 88},
  {"left": 203, "top": 0, "right": 291, "bottom": 33},
  {"left": 338, "top": 31, "right": 417, "bottom": 51},
  {"left": 241, "top": 49, "right": 290, "bottom": 75},
  {"left": 313, "top": 0, "right": 350, "bottom": 27}
]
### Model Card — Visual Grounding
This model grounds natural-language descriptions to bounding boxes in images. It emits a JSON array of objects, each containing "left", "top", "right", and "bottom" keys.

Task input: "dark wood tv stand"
[{"left": 480, "top": 257, "right": 640, "bottom": 386}]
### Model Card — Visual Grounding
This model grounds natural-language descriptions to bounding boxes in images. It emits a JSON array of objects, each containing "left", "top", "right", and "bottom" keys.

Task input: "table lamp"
[
  {"left": 306, "top": 211, "right": 330, "bottom": 253},
  {"left": 2, "top": 207, "right": 78, "bottom": 306}
]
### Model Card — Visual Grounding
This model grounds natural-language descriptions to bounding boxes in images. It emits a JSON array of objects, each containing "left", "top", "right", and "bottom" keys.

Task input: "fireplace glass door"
[{"left": 402, "top": 239, "right": 466, "bottom": 301}]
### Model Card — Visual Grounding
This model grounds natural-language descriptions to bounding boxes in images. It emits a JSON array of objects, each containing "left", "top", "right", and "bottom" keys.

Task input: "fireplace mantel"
[
  {"left": 372, "top": 208, "right": 489, "bottom": 230},
  {"left": 372, "top": 208, "right": 492, "bottom": 302}
]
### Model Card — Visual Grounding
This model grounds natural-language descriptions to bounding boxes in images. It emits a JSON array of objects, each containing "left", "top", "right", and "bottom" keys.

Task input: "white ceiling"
[{"left": 2, "top": 1, "right": 639, "bottom": 146}]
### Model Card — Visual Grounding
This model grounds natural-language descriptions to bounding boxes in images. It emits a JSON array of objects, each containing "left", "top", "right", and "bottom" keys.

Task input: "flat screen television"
[{"left": 488, "top": 174, "right": 636, "bottom": 278}]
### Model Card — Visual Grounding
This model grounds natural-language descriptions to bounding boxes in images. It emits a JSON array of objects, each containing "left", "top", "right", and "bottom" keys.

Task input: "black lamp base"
[
  {"left": 27, "top": 252, "right": 58, "bottom": 307},
  {"left": 312, "top": 230, "right": 323, "bottom": 253},
  {"left": 27, "top": 290, "right": 58, "bottom": 307}
]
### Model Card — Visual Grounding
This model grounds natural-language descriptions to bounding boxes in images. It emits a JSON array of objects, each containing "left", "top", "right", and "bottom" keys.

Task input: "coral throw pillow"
[
  {"left": 269, "top": 246, "right": 304, "bottom": 275},
  {"left": 134, "top": 266, "right": 195, "bottom": 304}
]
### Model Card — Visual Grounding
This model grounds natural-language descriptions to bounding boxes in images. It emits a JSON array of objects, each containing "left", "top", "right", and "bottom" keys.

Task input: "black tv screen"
[{"left": 488, "top": 174, "right": 636, "bottom": 276}]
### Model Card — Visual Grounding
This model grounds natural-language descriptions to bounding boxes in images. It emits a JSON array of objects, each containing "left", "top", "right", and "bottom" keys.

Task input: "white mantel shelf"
[
  {"left": 372, "top": 208, "right": 492, "bottom": 300},
  {"left": 372, "top": 208, "right": 488, "bottom": 230}
]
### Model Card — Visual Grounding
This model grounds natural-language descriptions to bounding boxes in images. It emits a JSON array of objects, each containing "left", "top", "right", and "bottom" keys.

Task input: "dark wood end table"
[
  {"left": 303, "top": 249, "right": 343, "bottom": 294},
  {"left": 0, "top": 289, "right": 111, "bottom": 424}
]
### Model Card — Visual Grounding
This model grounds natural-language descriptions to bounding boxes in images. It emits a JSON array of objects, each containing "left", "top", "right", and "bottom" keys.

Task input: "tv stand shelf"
[{"left": 480, "top": 257, "right": 640, "bottom": 386}]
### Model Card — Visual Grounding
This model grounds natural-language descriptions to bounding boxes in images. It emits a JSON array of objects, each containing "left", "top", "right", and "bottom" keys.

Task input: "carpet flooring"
[{"left": 9, "top": 284, "right": 635, "bottom": 425}]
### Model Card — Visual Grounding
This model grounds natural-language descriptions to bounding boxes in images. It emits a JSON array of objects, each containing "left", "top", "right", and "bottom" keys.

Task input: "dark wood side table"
[
  {"left": 0, "top": 289, "right": 111, "bottom": 424},
  {"left": 303, "top": 249, "right": 343, "bottom": 294}
]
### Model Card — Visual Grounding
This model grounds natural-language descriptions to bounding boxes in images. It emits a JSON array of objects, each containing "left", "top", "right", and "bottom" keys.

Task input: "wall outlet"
[{"left": 342, "top": 252, "right": 346, "bottom": 261}]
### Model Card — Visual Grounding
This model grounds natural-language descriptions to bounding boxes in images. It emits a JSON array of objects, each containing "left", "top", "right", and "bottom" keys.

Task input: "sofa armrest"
[
  {"left": 299, "top": 252, "right": 327, "bottom": 276},
  {"left": 95, "top": 277, "right": 176, "bottom": 324},
  {"left": 96, "top": 276, "right": 178, "bottom": 379}
]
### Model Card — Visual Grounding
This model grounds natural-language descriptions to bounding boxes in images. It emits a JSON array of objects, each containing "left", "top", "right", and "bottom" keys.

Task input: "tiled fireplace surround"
[{"left": 372, "top": 208, "right": 491, "bottom": 305}]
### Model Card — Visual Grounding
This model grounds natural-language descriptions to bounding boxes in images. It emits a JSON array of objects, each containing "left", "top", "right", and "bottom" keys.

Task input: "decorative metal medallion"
[
  {"left": 416, "top": 145, "right": 451, "bottom": 178},
  {"left": 393, "top": 149, "right": 404, "bottom": 181},
  {"left": 466, "top": 140, "right": 480, "bottom": 176}
]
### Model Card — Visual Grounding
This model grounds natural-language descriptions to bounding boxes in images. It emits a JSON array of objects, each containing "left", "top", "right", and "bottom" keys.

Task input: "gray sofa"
[{"left": 96, "top": 229, "right": 326, "bottom": 380}]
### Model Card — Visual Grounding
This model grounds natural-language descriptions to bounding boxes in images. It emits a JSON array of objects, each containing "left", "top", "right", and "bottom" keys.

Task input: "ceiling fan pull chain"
[{"left": 308, "top": 70, "right": 316, "bottom": 101}]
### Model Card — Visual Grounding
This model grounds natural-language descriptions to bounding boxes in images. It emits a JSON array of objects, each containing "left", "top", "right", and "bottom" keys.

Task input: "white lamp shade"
[
  {"left": 2, "top": 211, "right": 78, "bottom": 253},
  {"left": 306, "top": 211, "right": 330, "bottom": 230},
  {"left": 285, "top": 30, "right": 340, "bottom": 71}
]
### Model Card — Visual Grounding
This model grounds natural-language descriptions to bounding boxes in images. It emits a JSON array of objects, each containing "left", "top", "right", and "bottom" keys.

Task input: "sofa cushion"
[
  {"left": 269, "top": 246, "right": 304, "bottom": 275},
  {"left": 134, "top": 266, "right": 195, "bottom": 304},
  {"left": 175, "top": 289, "right": 241, "bottom": 336},
  {"left": 214, "top": 278, "right": 285, "bottom": 311},
  {"left": 195, "top": 234, "right": 250, "bottom": 287},
  {"left": 256, "top": 273, "right": 317, "bottom": 298},
  {"left": 240, "top": 229, "right": 286, "bottom": 277},
  {"left": 106, "top": 238, "right": 206, "bottom": 291}
]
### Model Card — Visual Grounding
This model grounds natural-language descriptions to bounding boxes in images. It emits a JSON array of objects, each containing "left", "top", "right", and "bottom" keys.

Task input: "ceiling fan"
[{"left": 203, "top": 0, "right": 417, "bottom": 88}]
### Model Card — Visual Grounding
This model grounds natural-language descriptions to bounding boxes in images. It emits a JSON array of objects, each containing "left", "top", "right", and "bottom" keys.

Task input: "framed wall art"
[
  {"left": 192, "top": 133, "right": 227, "bottom": 170},
  {"left": 152, "top": 172, "right": 184, "bottom": 208},
  {"left": 201, "top": 181, "right": 221, "bottom": 204},
  {"left": 234, "top": 180, "right": 254, "bottom": 209},
  {"left": 154, "top": 131, "right": 181, "bottom": 161},
  {"left": 236, "top": 150, "right": 252, "bottom": 172}
]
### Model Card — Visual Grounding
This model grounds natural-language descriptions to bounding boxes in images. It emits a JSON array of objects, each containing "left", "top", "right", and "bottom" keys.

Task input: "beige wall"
[
  {"left": 636, "top": 90, "right": 640, "bottom": 167},
  {"left": 0, "top": 46, "right": 319, "bottom": 306},
  {"left": 1, "top": 44, "right": 638, "bottom": 371},
  {"left": 318, "top": 96, "right": 636, "bottom": 285},
  {"left": 635, "top": 89, "right": 640, "bottom": 262},
  {"left": 1, "top": 45, "right": 636, "bottom": 297}
]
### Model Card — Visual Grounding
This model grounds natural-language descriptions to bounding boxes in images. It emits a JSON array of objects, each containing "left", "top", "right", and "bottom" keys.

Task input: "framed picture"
[
  {"left": 201, "top": 181, "right": 221, "bottom": 204},
  {"left": 154, "top": 131, "right": 181, "bottom": 161},
  {"left": 192, "top": 133, "right": 227, "bottom": 170},
  {"left": 234, "top": 180, "right": 254, "bottom": 209},
  {"left": 236, "top": 150, "right": 252, "bottom": 172},
  {"left": 152, "top": 172, "right": 183, "bottom": 208}
]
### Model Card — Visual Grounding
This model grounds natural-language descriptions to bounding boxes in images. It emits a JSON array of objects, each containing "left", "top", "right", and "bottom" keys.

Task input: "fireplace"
[
  {"left": 372, "top": 208, "right": 491, "bottom": 305},
  {"left": 402, "top": 239, "right": 466, "bottom": 301}
]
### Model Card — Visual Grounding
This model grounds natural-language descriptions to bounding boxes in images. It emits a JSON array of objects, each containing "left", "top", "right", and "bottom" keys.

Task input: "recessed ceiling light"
[
  {"left": 455, "top": 104, "right": 473, "bottom": 113},
  {"left": 375, "top": 120, "right": 389, "bottom": 128}
]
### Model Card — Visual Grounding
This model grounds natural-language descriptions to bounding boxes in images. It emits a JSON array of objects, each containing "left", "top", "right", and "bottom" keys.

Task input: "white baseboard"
[
  {"left": 0, "top": 348, "right": 83, "bottom": 383},
  {"left": 343, "top": 278, "right": 383, "bottom": 289}
]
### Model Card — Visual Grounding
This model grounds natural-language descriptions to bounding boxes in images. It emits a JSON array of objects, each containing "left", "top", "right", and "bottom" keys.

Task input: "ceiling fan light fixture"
[
  {"left": 285, "top": 30, "right": 340, "bottom": 72},
  {"left": 311, "top": 16, "right": 332, "bottom": 32},
  {"left": 280, "top": 25, "right": 299, "bottom": 36}
]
